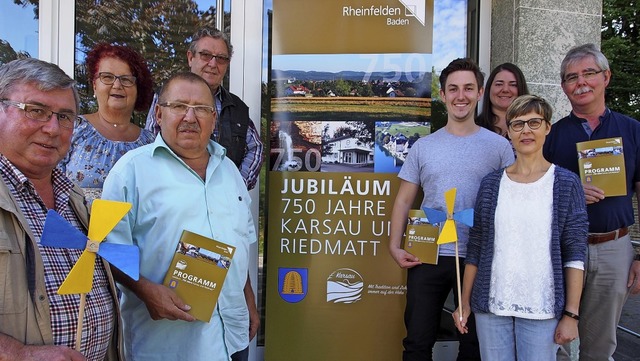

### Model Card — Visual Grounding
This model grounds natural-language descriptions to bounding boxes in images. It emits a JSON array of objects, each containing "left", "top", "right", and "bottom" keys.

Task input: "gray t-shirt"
[{"left": 398, "top": 126, "right": 514, "bottom": 257}]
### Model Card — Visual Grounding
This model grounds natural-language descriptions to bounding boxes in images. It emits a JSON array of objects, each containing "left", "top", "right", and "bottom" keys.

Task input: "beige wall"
[{"left": 490, "top": 0, "right": 602, "bottom": 122}]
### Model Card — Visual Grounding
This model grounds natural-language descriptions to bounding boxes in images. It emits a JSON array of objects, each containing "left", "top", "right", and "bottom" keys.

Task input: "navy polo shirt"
[{"left": 543, "top": 109, "right": 640, "bottom": 233}]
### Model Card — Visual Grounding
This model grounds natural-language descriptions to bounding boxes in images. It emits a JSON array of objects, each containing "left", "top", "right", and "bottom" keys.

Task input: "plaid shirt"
[
  {"left": 0, "top": 155, "right": 114, "bottom": 360},
  {"left": 211, "top": 88, "right": 263, "bottom": 190}
]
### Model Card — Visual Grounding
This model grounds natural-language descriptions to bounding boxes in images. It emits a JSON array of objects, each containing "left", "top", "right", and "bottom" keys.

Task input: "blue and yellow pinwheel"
[
  {"left": 422, "top": 188, "right": 474, "bottom": 321},
  {"left": 41, "top": 199, "right": 139, "bottom": 293},
  {"left": 422, "top": 188, "right": 474, "bottom": 244},
  {"left": 41, "top": 199, "right": 138, "bottom": 351}
]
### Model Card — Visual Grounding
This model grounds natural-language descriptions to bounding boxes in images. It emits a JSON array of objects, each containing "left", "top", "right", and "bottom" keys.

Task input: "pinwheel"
[
  {"left": 41, "top": 199, "right": 138, "bottom": 351},
  {"left": 422, "top": 188, "right": 474, "bottom": 321}
]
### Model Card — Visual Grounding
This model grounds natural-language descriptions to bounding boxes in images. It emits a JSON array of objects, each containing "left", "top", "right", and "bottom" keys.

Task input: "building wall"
[{"left": 490, "top": 0, "right": 603, "bottom": 122}]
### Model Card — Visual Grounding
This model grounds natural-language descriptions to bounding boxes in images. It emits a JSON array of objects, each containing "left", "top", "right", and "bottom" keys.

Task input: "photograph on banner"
[
  {"left": 269, "top": 55, "right": 433, "bottom": 173},
  {"left": 264, "top": 0, "right": 469, "bottom": 359}
]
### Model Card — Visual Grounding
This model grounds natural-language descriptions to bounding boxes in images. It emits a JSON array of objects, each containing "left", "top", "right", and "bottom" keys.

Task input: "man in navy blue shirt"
[{"left": 544, "top": 43, "right": 640, "bottom": 361}]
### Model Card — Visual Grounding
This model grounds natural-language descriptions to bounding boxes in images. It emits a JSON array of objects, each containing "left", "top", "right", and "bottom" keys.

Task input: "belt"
[{"left": 587, "top": 227, "right": 629, "bottom": 245}]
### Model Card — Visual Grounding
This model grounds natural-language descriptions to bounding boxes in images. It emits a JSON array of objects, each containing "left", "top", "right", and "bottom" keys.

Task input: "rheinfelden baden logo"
[
  {"left": 326, "top": 268, "right": 364, "bottom": 304},
  {"left": 399, "top": 0, "right": 427, "bottom": 25},
  {"left": 342, "top": 0, "right": 427, "bottom": 27},
  {"left": 278, "top": 267, "right": 308, "bottom": 303}
]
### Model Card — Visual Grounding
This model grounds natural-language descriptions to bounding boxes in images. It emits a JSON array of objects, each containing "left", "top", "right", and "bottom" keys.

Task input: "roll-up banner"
[{"left": 265, "top": 1, "right": 467, "bottom": 359}]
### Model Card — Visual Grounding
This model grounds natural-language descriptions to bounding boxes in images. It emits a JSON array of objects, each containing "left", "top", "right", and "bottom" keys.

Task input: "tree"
[
  {"left": 333, "top": 79, "right": 351, "bottom": 96},
  {"left": 430, "top": 66, "right": 441, "bottom": 101},
  {"left": 601, "top": 0, "right": 639, "bottom": 118},
  {"left": 321, "top": 123, "right": 332, "bottom": 156},
  {"left": 333, "top": 126, "right": 355, "bottom": 138},
  {"left": 0, "top": 39, "right": 30, "bottom": 65},
  {"left": 11, "top": 0, "right": 223, "bottom": 124},
  {"left": 346, "top": 120, "right": 374, "bottom": 145}
]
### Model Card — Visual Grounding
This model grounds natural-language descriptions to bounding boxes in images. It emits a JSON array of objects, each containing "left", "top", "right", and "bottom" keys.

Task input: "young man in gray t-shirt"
[{"left": 389, "top": 58, "right": 514, "bottom": 361}]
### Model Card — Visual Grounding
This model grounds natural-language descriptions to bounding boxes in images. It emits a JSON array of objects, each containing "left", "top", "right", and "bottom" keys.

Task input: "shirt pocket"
[{"left": 0, "top": 230, "right": 28, "bottom": 314}]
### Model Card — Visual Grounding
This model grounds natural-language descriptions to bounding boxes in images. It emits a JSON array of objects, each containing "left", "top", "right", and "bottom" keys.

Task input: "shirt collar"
[
  {"left": 150, "top": 133, "right": 227, "bottom": 159},
  {"left": 569, "top": 107, "right": 611, "bottom": 123},
  {"left": 569, "top": 107, "right": 611, "bottom": 137},
  {"left": 0, "top": 153, "right": 30, "bottom": 192},
  {"left": 0, "top": 153, "right": 74, "bottom": 206}
]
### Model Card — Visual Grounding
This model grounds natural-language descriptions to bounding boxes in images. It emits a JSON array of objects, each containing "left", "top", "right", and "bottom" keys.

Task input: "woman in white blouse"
[{"left": 453, "top": 95, "right": 589, "bottom": 360}]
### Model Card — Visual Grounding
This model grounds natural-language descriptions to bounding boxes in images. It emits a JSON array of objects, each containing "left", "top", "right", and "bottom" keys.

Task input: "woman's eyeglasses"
[
  {"left": 507, "top": 118, "right": 545, "bottom": 132},
  {"left": 97, "top": 72, "right": 136, "bottom": 87}
]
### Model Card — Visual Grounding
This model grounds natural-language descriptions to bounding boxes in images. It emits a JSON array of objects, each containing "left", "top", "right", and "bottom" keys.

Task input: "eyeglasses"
[
  {"left": 97, "top": 72, "right": 136, "bottom": 87},
  {"left": 197, "top": 52, "right": 231, "bottom": 65},
  {"left": 159, "top": 102, "right": 216, "bottom": 119},
  {"left": 1, "top": 99, "right": 77, "bottom": 129},
  {"left": 563, "top": 70, "right": 603, "bottom": 85},
  {"left": 508, "top": 118, "right": 545, "bottom": 132}
]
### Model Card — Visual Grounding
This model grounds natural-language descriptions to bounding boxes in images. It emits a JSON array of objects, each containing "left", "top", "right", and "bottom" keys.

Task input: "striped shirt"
[{"left": 0, "top": 154, "right": 114, "bottom": 360}]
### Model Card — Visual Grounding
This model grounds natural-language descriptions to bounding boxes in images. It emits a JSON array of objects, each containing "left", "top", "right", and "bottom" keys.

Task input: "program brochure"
[
  {"left": 403, "top": 209, "right": 439, "bottom": 265},
  {"left": 576, "top": 137, "right": 627, "bottom": 197},
  {"left": 163, "top": 230, "right": 235, "bottom": 322}
]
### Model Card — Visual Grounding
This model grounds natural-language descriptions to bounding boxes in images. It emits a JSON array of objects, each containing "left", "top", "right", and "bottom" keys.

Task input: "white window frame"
[
  {"left": 40, "top": 2, "right": 489, "bottom": 360},
  {"left": 39, "top": 0, "right": 75, "bottom": 77}
]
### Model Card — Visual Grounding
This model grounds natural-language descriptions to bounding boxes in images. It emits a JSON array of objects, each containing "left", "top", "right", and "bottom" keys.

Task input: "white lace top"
[{"left": 489, "top": 165, "right": 555, "bottom": 319}]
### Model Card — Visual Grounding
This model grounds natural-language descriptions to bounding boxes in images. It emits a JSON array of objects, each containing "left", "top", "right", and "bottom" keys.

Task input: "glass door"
[{"left": 0, "top": 1, "right": 39, "bottom": 64}]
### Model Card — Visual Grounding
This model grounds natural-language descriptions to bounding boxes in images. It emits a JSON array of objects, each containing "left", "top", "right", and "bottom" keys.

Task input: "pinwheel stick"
[
  {"left": 75, "top": 239, "right": 99, "bottom": 351},
  {"left": 75, "top": 293, "right": 87, "bottom": 351},
  {"left": 455, "top": 242, "right": 463, "bottom": 322}
]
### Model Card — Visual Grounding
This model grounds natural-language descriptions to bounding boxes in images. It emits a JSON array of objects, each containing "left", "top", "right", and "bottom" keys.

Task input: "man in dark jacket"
[{"left": 146, "top": 28, "right": 264, "bottom": 191}]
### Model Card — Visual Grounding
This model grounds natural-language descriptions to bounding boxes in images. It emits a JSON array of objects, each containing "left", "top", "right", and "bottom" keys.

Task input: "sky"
[
  {"left": 268, "top": 0, "right": 467, "bottom": 75},
  {"left": 0, "top": 2, "right": 39, "bottom": 58},
  {"left": 0, "top": 0, "right": 223, "bottom": 64},
  {"left": 2, "top": 0, "right": 467, "bottom": 81}
]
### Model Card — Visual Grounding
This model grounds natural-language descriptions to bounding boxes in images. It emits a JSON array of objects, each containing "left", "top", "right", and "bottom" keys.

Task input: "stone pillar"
[{"left": 490, "top": 0, "right": 602, "bottom": 122}]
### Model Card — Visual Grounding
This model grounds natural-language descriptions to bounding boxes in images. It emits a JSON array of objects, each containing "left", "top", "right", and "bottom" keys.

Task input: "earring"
[{"left": 93, "top": 94, "right": 97, "bottom": 99}]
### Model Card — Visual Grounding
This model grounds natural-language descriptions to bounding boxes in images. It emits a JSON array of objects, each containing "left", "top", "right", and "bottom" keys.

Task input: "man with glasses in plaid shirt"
[{"left": 0, "top": 58, "right": 122, "bottom": 360}]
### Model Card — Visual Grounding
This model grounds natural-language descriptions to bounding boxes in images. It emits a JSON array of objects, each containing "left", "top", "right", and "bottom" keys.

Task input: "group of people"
[
  {"left": 390, "top": 44, "right": 640, "bottom": 361},
  {"left": 0, "top": 24, "right": 638, "bottom": 361},
  {"left": 0, "top": 27, "right": 263, "bottom": 361}
]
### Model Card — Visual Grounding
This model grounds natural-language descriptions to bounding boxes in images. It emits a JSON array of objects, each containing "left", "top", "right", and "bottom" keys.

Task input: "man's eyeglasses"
[
  {"left": 563, "top": 70, "right": 603, "bottom": 85},
  {"left": 159, "top": 102, "right": 216, "bottom": 119},
  {"left": 507, "top": 118, "right": 545, "bottom": 132},
  {"left": 1, "top": 99, "right": 77, "bottom": 129},
  {"left": 197, "top": 52, "right": 231, "bottom": 65},
  {"left": 97, "top": 72, "right": 137, "bottom": 87}
]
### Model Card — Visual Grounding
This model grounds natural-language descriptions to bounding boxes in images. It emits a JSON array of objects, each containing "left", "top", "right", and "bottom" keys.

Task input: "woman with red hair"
[{"left": 60, "top": 43, "right": 155, "bottom": 204}]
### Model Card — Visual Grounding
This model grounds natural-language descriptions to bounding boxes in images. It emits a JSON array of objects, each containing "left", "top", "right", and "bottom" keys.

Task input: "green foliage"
[
  {"left": 9, "top": 0, "right": 228, "bottom": 126},
  {"left": 430, "top": 99, "right": 447, "bottom": 133},
  {"left": 72, "top": 0, "right": 220, "bottom": 125},
  {"left": 333, "top": 125, "right": 354, "bottom": 138},
  {"left": 431, "top": 66, "right": 441, "bottom": 101},
  {"left": 321, "top": 123, "right": 332, "bottom": 156},
  {"left": 0, "top": 40, "right": 30, "bottom": 65},
  {"left": 333, "top": 79, "right": 351, "bottom": 96},
  {"left": 601, "top": 0, "right": 640, "bottom": 119},
  {"left": 346, "top": 120, "right": 375, "bottom": 144}
]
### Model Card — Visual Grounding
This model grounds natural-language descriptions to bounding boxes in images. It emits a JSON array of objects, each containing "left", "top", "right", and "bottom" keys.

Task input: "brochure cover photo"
[
  {"left": 163, "top": 230, "right": 236, "bottom": 322},
  {"left": 576, "top": 137, "right": 627, "bottom": 197},
  {"left": 403, "top": 209, "right": 439, "bottom": 264}
]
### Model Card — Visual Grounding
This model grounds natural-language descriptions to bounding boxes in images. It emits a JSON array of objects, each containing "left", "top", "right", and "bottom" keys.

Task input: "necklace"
[{"left": 99, "top": 113, "right": 126, "bottom": 128}]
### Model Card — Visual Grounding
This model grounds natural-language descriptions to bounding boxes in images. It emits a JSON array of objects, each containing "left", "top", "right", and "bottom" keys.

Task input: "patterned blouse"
[{"left": 59, "top": 116, "right": 155, "bottom": 203}]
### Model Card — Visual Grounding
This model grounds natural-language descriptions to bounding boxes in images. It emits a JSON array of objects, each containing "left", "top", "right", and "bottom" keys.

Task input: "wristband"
[
  {"left": 634, "top": 253, "right": 640, "bottom": 261},
  {"left": 563, "top": 310, "right": 580, "bottom": 321}
]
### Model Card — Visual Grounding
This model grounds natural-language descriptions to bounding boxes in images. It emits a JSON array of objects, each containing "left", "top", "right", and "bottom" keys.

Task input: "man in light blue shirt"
[{"left": 103, "top": 72, "right": 257, "bottom": 361}]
